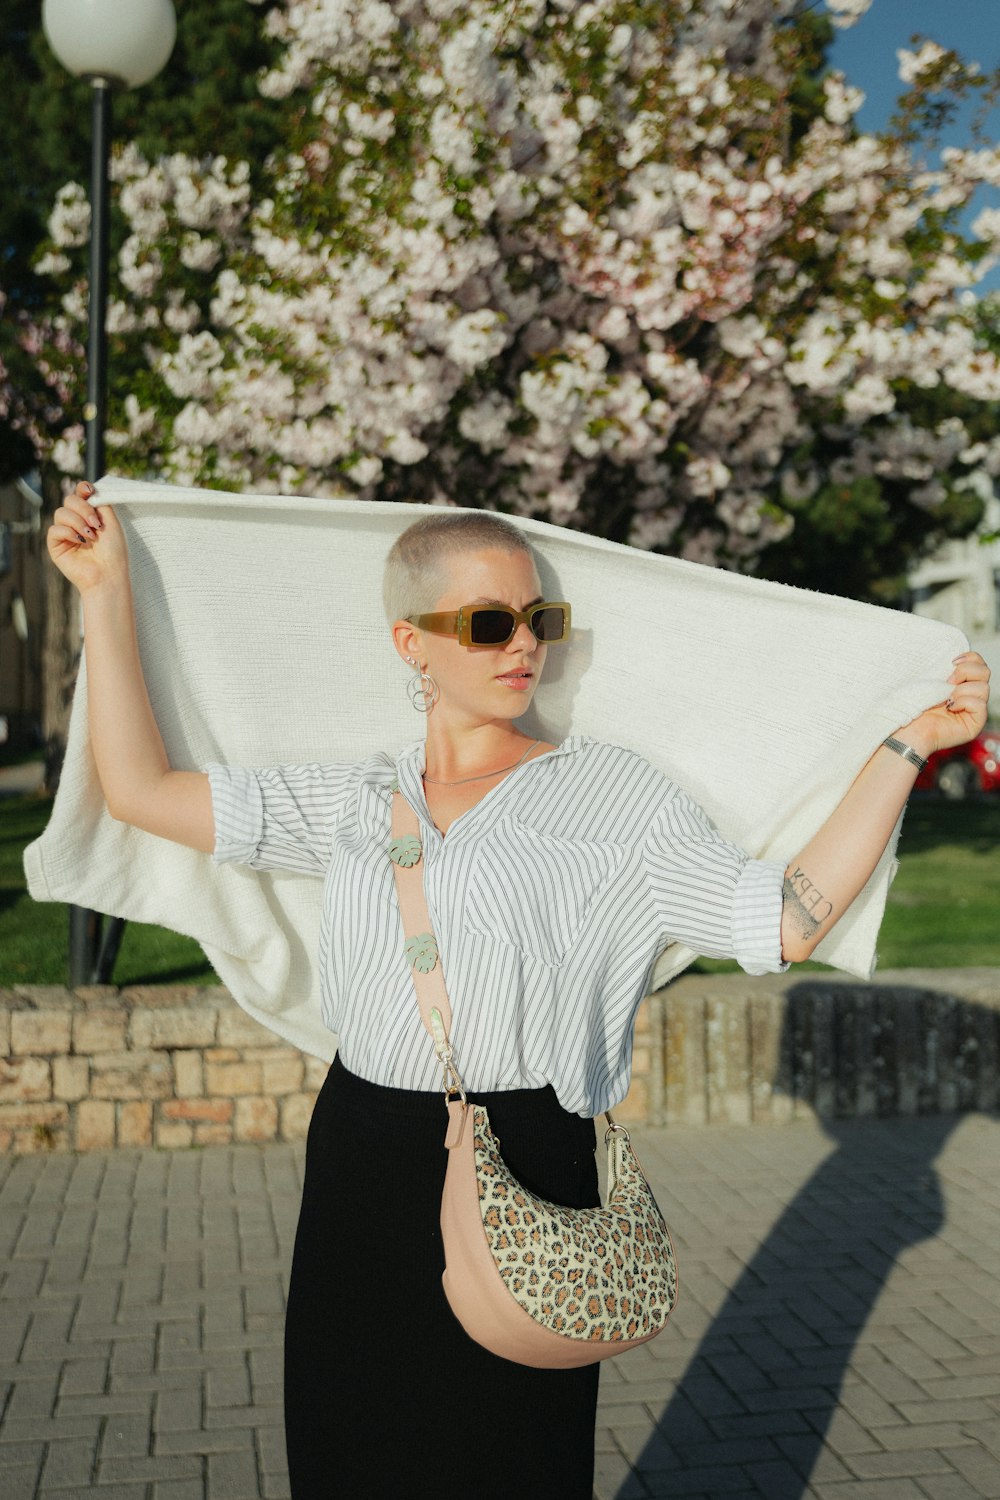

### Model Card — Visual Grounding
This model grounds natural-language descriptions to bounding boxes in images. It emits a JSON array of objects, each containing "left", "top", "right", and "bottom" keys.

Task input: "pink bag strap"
[{"left": 390, "top": 789, "right": 463, "bottom": 1101}]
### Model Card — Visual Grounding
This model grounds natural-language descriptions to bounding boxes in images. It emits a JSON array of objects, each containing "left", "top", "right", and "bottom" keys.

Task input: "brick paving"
[{"left": 0, "top": 1111, "right": 998, "bottom": 1499}]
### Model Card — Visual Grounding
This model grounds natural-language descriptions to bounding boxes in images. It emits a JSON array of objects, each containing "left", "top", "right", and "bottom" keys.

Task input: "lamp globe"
[{"left": 42, "top": 0, "right": 176, "bottom": 90}]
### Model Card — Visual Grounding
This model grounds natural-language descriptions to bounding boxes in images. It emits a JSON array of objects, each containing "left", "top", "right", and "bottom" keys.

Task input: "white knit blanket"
[{"left": 24, "top": 477, "right": 967, "bottom": 1062}]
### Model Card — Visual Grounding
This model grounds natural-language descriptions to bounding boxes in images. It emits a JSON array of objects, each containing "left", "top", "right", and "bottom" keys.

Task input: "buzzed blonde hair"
[{"left": 382, "top": 509, "right": 535, "bottom": 627}]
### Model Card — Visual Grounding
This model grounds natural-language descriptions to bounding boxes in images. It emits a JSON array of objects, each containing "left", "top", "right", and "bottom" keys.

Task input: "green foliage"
[
  {"left": 746, "top": 15, "right": 998, "bottom": 600},
  {"left": 755, "top": 355, "right": 997, "bottom": 601},
  {"left": 2, "top": 1, "right": 290, "bottom": 302},
  {"left": 781, "top": 4, "right": 836, "bottom": 149},
  {"left": 692, "top": 796, "right": 1000, "bottom": 974},
  {"left": 4, "top": 0, "right": 997, "bottom": 593},
  {"left": 755, "top": 472, "right": 985, "bottom": 605},
  {"left": 0, "top": 0, "right": 295, "bottom": 484},
  {"left": 0, "top": 791, "right": 213, "bottom": 985}
]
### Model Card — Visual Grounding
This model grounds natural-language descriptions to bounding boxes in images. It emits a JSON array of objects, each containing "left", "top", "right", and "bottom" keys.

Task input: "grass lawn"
[
  {"left": 693, "top": 794, "right": 1000, "bottom": 974},
  {"left": 1, "top": 786, "right": 998, "bottom": 986},
  {"left": 869, "top": 795, "right": 1000, "bottom": 969},
  {"left": 1, "top": 790, "right": 215, "bottom": 987}
]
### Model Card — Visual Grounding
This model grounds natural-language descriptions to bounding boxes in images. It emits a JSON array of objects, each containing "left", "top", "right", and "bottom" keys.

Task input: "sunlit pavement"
[{"left": 1, "top": 1112, "right": 999, "bottom": 1498}]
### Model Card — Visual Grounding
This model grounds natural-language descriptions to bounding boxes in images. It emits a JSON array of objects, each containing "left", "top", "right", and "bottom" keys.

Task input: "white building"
[{"left": 908, "top": 494, "right": 1000, "bottom": 712}]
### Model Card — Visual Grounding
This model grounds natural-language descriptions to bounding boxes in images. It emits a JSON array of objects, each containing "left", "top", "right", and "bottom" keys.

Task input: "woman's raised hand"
[
  {"left": 893, "top": 651, "right": 992, "bottom": 758},
  {"left": 47, "top": 480, "right": 129, "bottom": 593},
  {"left": 45, "top": 477, "right": 215, "bottom": 854}
]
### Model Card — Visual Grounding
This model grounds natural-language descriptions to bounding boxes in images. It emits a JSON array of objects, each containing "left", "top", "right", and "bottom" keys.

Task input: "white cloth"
[
  {"left": 205, "top": 735, "right": 789, "bottom": 1115},
  {"left": 23, "top": 476, "right": 967, "bottom": 1066}
]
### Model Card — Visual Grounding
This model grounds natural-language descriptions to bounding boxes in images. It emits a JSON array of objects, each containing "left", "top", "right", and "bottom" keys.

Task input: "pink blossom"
[{"left": 7, "top": 0, "right": 996, "bottom": 571}]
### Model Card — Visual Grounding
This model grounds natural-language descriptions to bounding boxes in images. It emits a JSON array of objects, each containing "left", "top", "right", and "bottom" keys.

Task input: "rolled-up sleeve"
[
  {"left": 642, "top": 786, "right": 789, "bottom": 975},
  {"left": 730, "top": 857, "right": 790, "bottom": 975},
  {"left": 203, "top": 761, "right": 359, "bottom": 875}
]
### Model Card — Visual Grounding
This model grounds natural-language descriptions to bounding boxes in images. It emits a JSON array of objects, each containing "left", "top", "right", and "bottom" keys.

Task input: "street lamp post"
[{"left": 42, "top": 0, "right": 177, "bottom": 987}]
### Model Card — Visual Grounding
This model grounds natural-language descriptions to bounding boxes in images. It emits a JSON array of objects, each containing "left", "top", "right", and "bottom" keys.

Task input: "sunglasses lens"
[
  {"left": 467, "top": 605, "right": 567, "bottom": 643},
  {"left": 470, "top": 609, "right": 516, "bottom": 645},
  {"left": 531, "top": 607, "right": 566, "bottom": 642}
]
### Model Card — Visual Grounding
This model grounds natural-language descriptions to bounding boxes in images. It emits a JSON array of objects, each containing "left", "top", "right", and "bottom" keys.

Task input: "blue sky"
[{"left": 829, "top": 0, "right": 1000, "bottom": 292}]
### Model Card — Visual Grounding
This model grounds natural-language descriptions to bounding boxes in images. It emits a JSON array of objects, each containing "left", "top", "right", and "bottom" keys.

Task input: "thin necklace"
[{"left": 422, "top": 738, "right": 541, "bottom": 786}]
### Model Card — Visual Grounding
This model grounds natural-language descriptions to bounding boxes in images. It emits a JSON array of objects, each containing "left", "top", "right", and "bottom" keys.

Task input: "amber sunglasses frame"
[{"left": 405, "top": 601, "right": 572, "bottom": 647}]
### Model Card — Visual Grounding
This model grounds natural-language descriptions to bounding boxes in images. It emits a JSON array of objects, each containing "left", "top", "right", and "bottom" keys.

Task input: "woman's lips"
[{"left": 495, "top": 670, "right": 534, "bottom": 689}]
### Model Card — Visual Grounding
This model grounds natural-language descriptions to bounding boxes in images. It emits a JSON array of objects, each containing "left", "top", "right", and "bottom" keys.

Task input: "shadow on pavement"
[{"left": 617, "top": 974, "right": 996, "bottom": 1498}]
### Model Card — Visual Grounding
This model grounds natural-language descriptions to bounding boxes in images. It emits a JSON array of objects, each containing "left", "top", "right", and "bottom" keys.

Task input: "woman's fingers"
[
  {"left": 948, "top": 662, "right": 990, "bottom": 690},
  {"left": 947, "top": 688, "right": 989, "bottom": 716},
  {"left": 947, "top": 655, "right": 990, "bottom": 684},
  {"left": 47, "top": 529, "right": 73, "bottom": 555},
  {"left": 891, "top": 652, "right": 989, "bottom": 754},
  {"left": 50, "top": 515, "right": 88, "bottom": 547},
  {"left": 67, "top": 485, "right": 105, "bottom": 534},
  {"left": 945, "top": 654, "right": 991, "bottom": 716},
  {"left": 53, "top": 506, "right": 99, "bottom": 545},
  {"left": 942, "top": 679, "right": 989, "bottom": 738},
  {"left": 946, "top": 669, "right": 989, "bottom": 698},
  {"left": 68, "top": 481, "right": 106, "bottom": 533}
]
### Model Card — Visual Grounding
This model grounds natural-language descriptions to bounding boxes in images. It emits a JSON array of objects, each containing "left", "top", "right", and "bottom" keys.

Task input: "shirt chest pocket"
[{"left": 464, "top": 816, "right": 625, "bottom": 966}]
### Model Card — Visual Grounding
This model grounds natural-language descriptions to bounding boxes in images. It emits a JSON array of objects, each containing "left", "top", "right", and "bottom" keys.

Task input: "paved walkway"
[{"left": 1, "top": 1111, "right": 999, "bottom": 1499}]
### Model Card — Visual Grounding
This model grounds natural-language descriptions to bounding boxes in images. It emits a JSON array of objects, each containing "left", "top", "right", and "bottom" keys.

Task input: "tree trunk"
[{"left": 39, "top": 470, "right": 81, "bottom": 797}]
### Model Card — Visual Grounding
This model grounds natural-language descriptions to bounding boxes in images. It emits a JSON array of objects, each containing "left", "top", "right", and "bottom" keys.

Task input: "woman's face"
[{"left": 399, "top": 547, "right": 548, "bottom": 723}]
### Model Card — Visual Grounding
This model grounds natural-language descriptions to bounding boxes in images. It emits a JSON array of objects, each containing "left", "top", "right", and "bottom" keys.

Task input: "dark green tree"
[
  {"left": 0, "top": 0, "right": 297, "bottom": 793},
  {"left": 0, "top": 0, "right": 296, "bottom": 480}
]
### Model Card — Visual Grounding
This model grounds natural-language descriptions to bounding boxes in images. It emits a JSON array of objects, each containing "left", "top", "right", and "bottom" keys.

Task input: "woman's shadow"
[{"left": 616, "top": 978, "right": 983, "bottom": 1498}]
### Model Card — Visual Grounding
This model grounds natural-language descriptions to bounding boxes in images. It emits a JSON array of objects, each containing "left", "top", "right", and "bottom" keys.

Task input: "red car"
[{"left": 913, "top": 729, "right": 1000, "bottom": 799}]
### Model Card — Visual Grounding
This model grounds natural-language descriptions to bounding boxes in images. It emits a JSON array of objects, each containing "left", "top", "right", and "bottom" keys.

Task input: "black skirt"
[{"left": 283, "top": 1053, "right": 600, "bottom": 1499}]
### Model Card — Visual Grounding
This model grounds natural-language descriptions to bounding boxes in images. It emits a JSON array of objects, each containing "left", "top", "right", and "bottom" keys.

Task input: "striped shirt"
[{"left": 205, "top": 733, "right": 789, "bottom": 1116}]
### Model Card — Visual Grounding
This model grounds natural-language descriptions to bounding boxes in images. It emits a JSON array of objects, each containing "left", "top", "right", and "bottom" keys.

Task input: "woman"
[{"left": 50, "top": 478, "right": 989, "bottom": 1497}]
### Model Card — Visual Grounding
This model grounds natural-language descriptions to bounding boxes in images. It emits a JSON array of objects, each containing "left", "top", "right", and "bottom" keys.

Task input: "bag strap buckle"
[{"left": 431, "top": 1006, "right": 467, "bottom": 1106}]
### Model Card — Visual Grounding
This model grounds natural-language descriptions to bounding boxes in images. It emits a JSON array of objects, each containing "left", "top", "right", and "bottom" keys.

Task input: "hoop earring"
[{"left": 405, "top": 657, "right": 439, "bottom": 713}]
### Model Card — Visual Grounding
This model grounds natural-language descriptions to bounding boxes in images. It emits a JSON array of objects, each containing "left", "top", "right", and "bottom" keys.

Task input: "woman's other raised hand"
[
  {"left": 43, "top": 477, "right": 216, "bottom": 855},
  {"left": 46, "top": 480, "right": 129, "bottom": 592},
  {"left": 891, "top": 651, "right": 991, "bottom": 760}
]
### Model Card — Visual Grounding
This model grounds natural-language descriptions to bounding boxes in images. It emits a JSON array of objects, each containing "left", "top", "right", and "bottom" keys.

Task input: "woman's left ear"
[
  {"left": 392, "top": 621, "right": 428, "bottom": 669},
  {"left": 392, "top": 620, "right": 420, "bottom": 662}
]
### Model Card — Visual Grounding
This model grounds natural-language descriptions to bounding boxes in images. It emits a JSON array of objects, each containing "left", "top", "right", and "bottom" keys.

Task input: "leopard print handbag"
[{"left": 390, "top": 788, "right": 678, "bottom": 1368}]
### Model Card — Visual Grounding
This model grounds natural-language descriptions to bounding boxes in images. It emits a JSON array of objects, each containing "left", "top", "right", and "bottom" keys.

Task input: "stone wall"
[
  {"left": 0, "top": 985, "right": 327, "bottom": 1155},
  {"left": 633, "top": 966, "right": 1000, "bottom": 1128},
  {"left": 1, "top": 968, "right": 998, "bottom": 1153}
]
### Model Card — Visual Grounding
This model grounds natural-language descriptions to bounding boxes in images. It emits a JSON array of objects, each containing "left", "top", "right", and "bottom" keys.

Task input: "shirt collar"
[
  {"left": 394, "top": 734, "right": 586, "bottom": 840},
  {"left": 396, "top": 733, "right": 586, "bottom": 772}
]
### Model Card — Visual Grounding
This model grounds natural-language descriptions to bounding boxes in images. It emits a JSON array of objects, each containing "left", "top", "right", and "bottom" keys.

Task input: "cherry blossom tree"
[
  {"left": 0, "top": 0, "right": 292, "bottom": 784},
  {"left": 8, "top": 0, "right": 1000, "bottom": 594}
]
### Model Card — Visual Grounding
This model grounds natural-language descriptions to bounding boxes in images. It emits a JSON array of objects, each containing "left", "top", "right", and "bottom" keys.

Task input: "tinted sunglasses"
[{"left": 406, "top": 601, "right": 572, "bottom": 647}]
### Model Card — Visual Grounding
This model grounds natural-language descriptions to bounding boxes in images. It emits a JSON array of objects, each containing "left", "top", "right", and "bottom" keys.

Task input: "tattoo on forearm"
[{"left": 782, "top": 867, "right": 834, "bottom": 941}]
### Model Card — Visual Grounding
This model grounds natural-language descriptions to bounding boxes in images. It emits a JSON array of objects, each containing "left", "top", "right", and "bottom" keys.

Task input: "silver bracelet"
[{"left": 882, "top": 735, "right": 928, "bottom": 773}]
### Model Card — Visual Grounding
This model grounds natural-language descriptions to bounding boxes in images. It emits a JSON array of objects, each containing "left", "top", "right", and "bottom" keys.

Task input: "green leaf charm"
[
  {"left": 388, "top": 834, "right": 422, "bottom": 867},
  {"left": 404, "top": 933, "right": 439, "bottom": 974}
]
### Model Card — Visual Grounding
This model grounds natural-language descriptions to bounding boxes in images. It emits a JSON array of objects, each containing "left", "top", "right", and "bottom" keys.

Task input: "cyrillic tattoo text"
[{"left": 782, "top": 866, "right": 833, "bottom": 940}]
